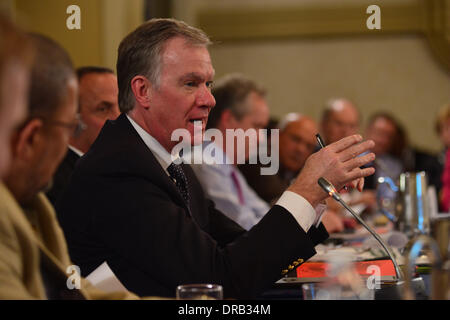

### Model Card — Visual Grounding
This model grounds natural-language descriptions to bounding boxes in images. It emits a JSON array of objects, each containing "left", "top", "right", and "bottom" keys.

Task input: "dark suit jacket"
[
  {"left": 56, "top": 113, "right": 328, "bottom": 299},
  {"left": 46, "top": 148, "right": 80, "bottom": 206}
]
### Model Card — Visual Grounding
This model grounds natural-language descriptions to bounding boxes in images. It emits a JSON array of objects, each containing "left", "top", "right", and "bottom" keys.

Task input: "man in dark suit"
[
  {"left": 46, "top": 67, "right": 120, "bottom": 205},
  {"left": 57, "top": 18, "right": 376, "bottom": 299}
]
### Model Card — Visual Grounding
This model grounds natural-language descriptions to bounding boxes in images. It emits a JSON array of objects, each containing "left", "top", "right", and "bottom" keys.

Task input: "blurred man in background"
[
  {"left": 191, "top": 74, "right": 270, "bottom": 230},
  {"left": 241, "top": 113, "right": 345, "bottom": 233},
  {"left": 320, "top": 98, "right": 376, "bottom": 229},
  {"left": 0, "top": 15, "right": 32, "bottom": 179},
  {"left": 320, "top": 98, "right": 360, "bottom": 145},
  {"left": 240, "top": 113, "right": 317, "bottom": 204},
  {"left": 46, "top": 66, "right": 120, "bottom": 205}
]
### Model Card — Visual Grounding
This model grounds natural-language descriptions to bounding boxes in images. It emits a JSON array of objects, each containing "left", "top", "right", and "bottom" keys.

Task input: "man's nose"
[{"left": 197, "top": 85, "right": 216, "bottom": 109}]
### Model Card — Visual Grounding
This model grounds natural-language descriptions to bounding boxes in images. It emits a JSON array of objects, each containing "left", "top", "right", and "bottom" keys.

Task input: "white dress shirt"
[{"left": 126, "top": 115, "right": 325, "bottom": 233}]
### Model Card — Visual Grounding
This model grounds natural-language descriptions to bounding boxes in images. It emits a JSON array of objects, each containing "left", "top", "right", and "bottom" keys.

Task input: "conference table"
[{"left": 260, "top": 217, "right": 448, "bottom": 300}]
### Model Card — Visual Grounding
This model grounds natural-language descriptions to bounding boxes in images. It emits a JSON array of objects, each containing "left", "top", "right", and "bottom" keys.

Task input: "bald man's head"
[
  {"left": 279, "top": 115, "right": 318, "bottom": 173},
  {"left": 321, "top": 98, "right": 360, "bottom": 144}
]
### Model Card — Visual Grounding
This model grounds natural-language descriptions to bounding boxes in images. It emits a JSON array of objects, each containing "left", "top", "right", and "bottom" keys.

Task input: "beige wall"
[
  {"left": 9, "top": 0, "right": 144, "bottom": 70},
  {"left": 209, "top": 35, "right": 450, "bottom": 153},
  {"left": 173, "top": 0, "right": 450, "bottom": 153}
]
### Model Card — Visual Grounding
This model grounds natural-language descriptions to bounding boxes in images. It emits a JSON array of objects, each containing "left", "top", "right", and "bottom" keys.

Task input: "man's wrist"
[{"left": 286, "top": 185, "right": 324, "bottom": 208}]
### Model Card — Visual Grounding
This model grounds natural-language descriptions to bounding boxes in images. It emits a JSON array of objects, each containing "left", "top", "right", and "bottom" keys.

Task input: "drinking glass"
[{"left": 176, "top": 284, "right": 223, "bottom": 300}]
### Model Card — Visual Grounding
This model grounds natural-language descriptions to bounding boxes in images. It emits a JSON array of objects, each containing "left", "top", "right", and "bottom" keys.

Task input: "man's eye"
[
  {"left": 206, "top": 81, "right": 213, "bottom": 89},
  {"left": 185, "top": 82, "right": 197, "bottom": 87}
]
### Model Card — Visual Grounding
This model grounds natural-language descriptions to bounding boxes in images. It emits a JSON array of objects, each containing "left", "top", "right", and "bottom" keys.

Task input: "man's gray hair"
[
  {"left": 117, "top": 18, "right": 212, "bottom": 113},
  {"left": 207, "top": 73, "right": 266, "bottom": 129}
]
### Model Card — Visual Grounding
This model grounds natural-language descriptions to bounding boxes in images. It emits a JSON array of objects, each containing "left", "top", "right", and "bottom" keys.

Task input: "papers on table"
[
  {"left": 310, "top": 242, "right": 404, "bottom": 264},
  {"left": 86, "top": 261, "right": 130, "bottom": 293}
]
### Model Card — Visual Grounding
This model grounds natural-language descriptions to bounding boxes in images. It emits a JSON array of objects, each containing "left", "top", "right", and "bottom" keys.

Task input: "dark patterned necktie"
[{"left": 167, "top": 163, "right": 190, "bottom": 209}]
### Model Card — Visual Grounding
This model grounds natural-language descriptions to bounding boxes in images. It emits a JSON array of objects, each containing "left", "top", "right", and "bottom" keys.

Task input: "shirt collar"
[{"left": 126, "top": 114, "right": 179, "bottom": 171}]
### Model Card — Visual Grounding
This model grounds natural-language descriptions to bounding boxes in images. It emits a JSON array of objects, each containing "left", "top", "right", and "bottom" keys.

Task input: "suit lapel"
[{"left": 115, "top": 114, "right": 192, "bottom": 216}]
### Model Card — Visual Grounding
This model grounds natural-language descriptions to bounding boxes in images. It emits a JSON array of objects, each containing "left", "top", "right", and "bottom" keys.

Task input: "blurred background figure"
[
  {"left": 435, "top": 103, "right": 450, "bottom": 211},
  {"left": 239, "top": 112, "right": 344, "bottom": 233},
  {"left": 365, "top": 112, "right": 441, "bottom": 191},
  {"left": 364, "top": 112, "right": 406, "bottom": 191},
  {"left": 364, "top": 112, "right": 441, "bottom": 227},
  {"left": 46, "top": 66, "right": 120, "bottom": 205},
  {"left": 0, "top": 15, "right": 33, "bottom": 179},
  {"left": 191, "top": 74, "right": 270, "bottom": 230},
  {"left": 241, "top": 113, "right": 317, "bottom": 205},
  {"left": 70, "top": 67, "right": 120, "bottom": 155},
  {"left": 320, "top": 98, "right": 360, "bottom": 145},
  {"left": 238, "top": 118, "right": 282, "bottom": 204},
  {"left": 319, "top": 99, "right": 375, "bottom": 230}
]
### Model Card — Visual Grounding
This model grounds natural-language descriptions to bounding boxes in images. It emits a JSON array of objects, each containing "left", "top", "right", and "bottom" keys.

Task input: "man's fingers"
[
  {"left": 328, "top": 134, "right": 363, "bottom": 153},
  {"left": 339, "top": 140, "right": 375, "bottom": 162},
  {"left": 343, "top": 152, "right": 375, "bottom": 171},
  {"left": 347, "top": 167, "right": 375, "bottom": 182},
  {"left": 344, "top": 178, "right": 363, "bottom": 191},
  {"left": 357, "top": 177, "right": 365, "bottom": 192}
]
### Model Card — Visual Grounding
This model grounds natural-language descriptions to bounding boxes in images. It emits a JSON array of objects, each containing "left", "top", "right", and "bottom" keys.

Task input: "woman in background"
[{"left": 435, "top": 103, "right": 450, "bottom": 211}]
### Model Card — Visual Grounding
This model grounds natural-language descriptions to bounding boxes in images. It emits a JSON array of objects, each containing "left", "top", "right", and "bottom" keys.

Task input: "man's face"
[
  {"left": 279, "top": 118, "right": 318, "bottom": 173},
  {"left": 322, "top": 103, "right": 360, "bottom": 144},
  {"left": 0, "top": 62, "right": 28, "bottom": 179},
  {"left": 32, "top": 77, "right": 78, "bottom": 194},
  {"left": 75, "top": 72, "right": 120, "bottom": 152},
  {"left": 229, "top": 92, "right": 270, "bottom": 161},
  {"left": 365, "top": 117, "right": 397, "bottom": 156},
  {"left": 145, "top": 37, "right": 216, "bottom": 152}
]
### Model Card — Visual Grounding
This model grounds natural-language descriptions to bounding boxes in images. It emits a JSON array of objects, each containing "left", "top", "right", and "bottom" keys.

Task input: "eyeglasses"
[{"left": 43, "top": 114, "right": 86, "bottom": 138}]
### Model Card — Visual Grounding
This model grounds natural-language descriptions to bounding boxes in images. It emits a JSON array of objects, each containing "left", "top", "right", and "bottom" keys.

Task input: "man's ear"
[
  {"left": 130, "top": 75, "right": 152, "bottom": 110},
  {"left": 11, "top": 118, "right": 44, "bottom": 161}
]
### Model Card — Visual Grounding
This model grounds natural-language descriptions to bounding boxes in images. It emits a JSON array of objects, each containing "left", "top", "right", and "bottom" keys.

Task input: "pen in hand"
[
  {"left": 315, "top": 133, "right": 326, "bottom": 149},
  {"left": 315, "top": 133, "right": 349, "bottom": 191}
]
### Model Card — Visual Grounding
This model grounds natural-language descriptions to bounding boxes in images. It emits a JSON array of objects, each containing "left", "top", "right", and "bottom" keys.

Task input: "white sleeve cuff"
[
  {"left": 275, "top": 191, "right": 316, "bottom": 233},
  {"left": 314, "top": 203, "right": 327, "bottom": 228}
]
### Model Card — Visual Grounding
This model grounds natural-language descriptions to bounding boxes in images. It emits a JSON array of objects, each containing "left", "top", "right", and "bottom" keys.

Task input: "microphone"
[{"left": 318, "top": 177, "right": 403, "bottom": 281}]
